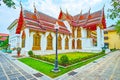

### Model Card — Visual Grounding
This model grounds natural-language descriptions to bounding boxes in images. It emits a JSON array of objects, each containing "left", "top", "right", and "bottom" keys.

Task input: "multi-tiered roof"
[{"left": 16, "top": 5, "right": 106, "bottom": 34}]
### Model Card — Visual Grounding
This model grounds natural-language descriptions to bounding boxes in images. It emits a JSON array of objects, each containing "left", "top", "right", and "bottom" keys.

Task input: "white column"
[
  {"left": 75, "top": 38, "right": 77, "bottom": 49},
  {"left": 42, "top": 32, "right": 48, "bottom": 51},
  {"left": 97, "top": 26, "right": 101, "bottom": 48},
  {"left": 62, "top": 35, "right": 65, "bottom": 50},
  {"left": 52, "top": 32, "right": 56, "bottom": 51},
  {"left": 17, "top": 34, "right": 20, "bottom": 47},
  {"left": 101, "top": 29, "right": 104, "bottom": 47},
  {"left": 69, "top": 36, "right": 72, "bottom": 50},
  {"left": 29, "top": 32, "right": 34, "bottom": 50},
  {"left": 75, "top": 29, "right": 77, "bottom": 38},
  {"left": 25, "top": 28, "right": 30, "bottom": 51}
]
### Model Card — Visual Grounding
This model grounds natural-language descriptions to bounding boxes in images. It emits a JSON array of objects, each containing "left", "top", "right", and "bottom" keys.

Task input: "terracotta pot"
[{"left": 17, "top": 52, "right": 20, "bottom": 57}]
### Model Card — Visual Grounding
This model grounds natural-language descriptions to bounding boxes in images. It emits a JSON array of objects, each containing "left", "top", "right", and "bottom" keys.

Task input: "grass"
[
  {"left": 43, "top": 52, "right": 96, "bottom": 61},
  {"left": 18, "top": 53, "right": 106, "bottom": 78}
]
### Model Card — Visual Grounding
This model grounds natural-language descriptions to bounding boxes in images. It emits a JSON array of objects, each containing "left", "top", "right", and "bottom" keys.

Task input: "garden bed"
[
  {"left": 18, "top": 53, "right": 106, "bottom": 78},
  {"left": 29, "top": 51, "right": 105, "bottom": 67}
]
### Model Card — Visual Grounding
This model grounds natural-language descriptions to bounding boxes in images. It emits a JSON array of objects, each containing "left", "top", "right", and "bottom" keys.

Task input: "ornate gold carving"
[
  {"left": 22, "top": 30, "right": 26, "bottom": 48},
  {"left": 65, "top": 36, "right": 69, "bottom": 49},
  {"left": 72, "top": 28, "right": 75, "bottom": 37},
  {"left": 32, "top": 33, "right": 41, "bottom": 50},
  {"left": 77, "top": 27, "right": 81, "bottom": 38},
  {"left": 72, "top": 39, "right": 75, "bottom": 49},
  {"left": 58, "top": 35, "right": 62, "bottom": 50},
  {"left": 77, "top": 39, "right": 81, "bottom": 49},
  {"left": 46, "top": 33, "right": 53, "bottom": 50},
  {"left": 87, "top": 29, "right": 91, "bottom": 38}
]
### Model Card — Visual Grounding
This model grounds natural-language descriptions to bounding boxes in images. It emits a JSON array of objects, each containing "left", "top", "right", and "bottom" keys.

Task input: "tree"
[
  {"left": 108, "top": 0, "right": 120, "bottom": 35},
  {"left": 0, "top": 0, "right": 15, "bottom": 8},
  {"left": 0, "top": 37, "right": 9, "bottom": 49}
]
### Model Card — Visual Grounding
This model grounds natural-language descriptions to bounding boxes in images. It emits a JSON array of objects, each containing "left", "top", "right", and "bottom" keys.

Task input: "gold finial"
[
  {"left": 80, "top": 10, "right": 82, "bottom": 15},
  {"left": 33, "top": 2, "right": 37, "bottom": 13},
  {"left": 66, "top": 9, "right": 68, "bottom": 14},
  {"left": 103, "top": 4, "right": 105, "bottom": 9},
  {"left": 20, "top": 0, "right": 22, "bottom": 8}
]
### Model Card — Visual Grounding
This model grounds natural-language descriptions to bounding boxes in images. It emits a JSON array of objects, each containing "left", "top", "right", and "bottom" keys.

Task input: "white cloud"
[
  {"left": 0, "top": 0, "right": 115, "bottom": 33},
  {"left": 0, "top": 4, "right": 20, "bottom": 33}
]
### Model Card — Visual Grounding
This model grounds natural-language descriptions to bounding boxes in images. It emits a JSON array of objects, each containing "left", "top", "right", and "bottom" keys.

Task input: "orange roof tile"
[{"left": 0, "top": 33, "right": 9, "bottom": 37}]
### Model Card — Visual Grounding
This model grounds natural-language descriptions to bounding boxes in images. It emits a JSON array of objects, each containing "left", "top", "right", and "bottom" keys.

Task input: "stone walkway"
[
  {"left": 55, "top": 50, "right": 120, "bottom": 80},
  {"left": 0, "top": 52, "right": 38, "bottom": 80},
  {"left": 0, "top": 51, "right": 120, "bottom": 80}
]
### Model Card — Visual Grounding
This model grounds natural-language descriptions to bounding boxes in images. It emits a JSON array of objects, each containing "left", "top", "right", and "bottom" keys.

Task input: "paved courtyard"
[
  {"left": 0, "top": 50, "right": 120, "bottom": 80},
  {"left": 0, "top": 52, "right": 38, "bottom": 80},
  {"left": 56, "top": 50, "right": 120, "bottom": 80}
]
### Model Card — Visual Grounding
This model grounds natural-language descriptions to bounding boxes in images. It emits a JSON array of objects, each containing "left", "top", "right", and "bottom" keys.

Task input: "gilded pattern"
[
  {"left": 65, "top": 36, "right": 69, "bottom": 49},
  {"left": 77, "top": 27, "right": 81, "bottom": 38},
  {"left": 72, "top": 39, "right": 75, "bottom": 49},
  {"left": 32, "top": 33, "right": 41, "bottom": 50},
  {"left": 77, "top": 39, "right": 81, "bottom": 49},
  {"left": 22, "top": 31, "right": 26, "bottom": 48},
  {"left": 46, "top": 33, "right": 53, "bottom": 50},
  {"left": 58, "top": 35, "right": 62, "bottom": 50}
]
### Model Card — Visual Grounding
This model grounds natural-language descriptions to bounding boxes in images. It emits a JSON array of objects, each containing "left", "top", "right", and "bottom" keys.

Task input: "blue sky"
[{"left": 0, "top": 0, "right": 117, "bottom": 34}]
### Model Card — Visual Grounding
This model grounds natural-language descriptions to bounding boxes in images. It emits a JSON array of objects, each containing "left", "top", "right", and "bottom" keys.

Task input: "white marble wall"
[
  {"left": 9, "top": 24, "right": 20, "bottom": 49},
  {"left": 13, "top": 25, "right": 104, "bottom": 55}
]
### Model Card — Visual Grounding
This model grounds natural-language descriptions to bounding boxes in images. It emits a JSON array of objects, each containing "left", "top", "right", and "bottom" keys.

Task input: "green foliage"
[
  {"left": 60, "top": 55, "right": 69, "bottom": 66},
  {"left": 1, "top": 0, "right": 15, "bottom": 8},
  {"left": 108, "top": 0, "right": 120, "bottom": 20},
  {"left": 30, "top": 52, "right": 105, "bottom": 66},
  {"left": 19, "top": 54, "right": 106, "bottom": 78},
  {"left": 108, "top": 0, "right": 120, "bottom": 35},
  {"left": 110, "top": 48, "right": 117, "bottom": 52},
  {"left": 16, "top": 47, "right": 21, "bottom": 52},
  {"left": 0, "top": 37, "right": 9, "bottom": 49},
  {"left": 28, "top": 50, "right": 34, "bottom": 57},
  {"left": 115, "top": 20, "right": 120, "bottom": 36}
]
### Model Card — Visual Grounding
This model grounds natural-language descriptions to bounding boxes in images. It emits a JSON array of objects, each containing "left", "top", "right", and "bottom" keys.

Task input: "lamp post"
[{"left": 53, "top": 22, "right": 60, "bottom": 72}]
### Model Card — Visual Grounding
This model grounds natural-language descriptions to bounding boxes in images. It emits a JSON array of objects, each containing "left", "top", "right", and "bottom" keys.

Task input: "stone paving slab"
[
  {"left": 1, "top": 51, "right": 120, "bottom": 80},
  {"left": 0, "top": 51, "right": 53, "bottom": 80},
  {"left": 55, "top": 51, "right": 120, "bottom": 80},
  {"left": 0, "top": 52, "right": 38, "bottom": 80}
]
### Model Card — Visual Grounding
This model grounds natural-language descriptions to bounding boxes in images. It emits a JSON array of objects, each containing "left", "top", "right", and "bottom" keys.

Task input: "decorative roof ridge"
[
  {"left": 7, "top": 19, "right": 18, "bottom": 30},
  {"left": 37, "top": 11, "right": 57, "bottom": 20},
  {"left": 23, "top": 10, "right": 35, "bottom": 14}
]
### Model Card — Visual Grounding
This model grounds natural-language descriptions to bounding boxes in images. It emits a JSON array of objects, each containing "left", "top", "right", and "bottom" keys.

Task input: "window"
[
  {"left": 22, "top": 31, "right": 26, "bottom": 48},
  {"left": 87, "top": 29, "right": 91, "bottom": 38},
  {"left": 104, "top": 31, "right": 108, "bottom": 34},
  {"left": 72, "top": 28, "right": 75, "bottom": 37},
  {"left": 104, "top": 43, "right": 109, "bottom": 48},
  {"left": 32, "top": 33, "right": 41, "bottom": 50},
  {"left": 46, "top": 33, "right": 53, "bottom": 50},
  {"left": 77, "top": 39, "right": 81, "bottom": 49},
  {"left": 104, "top": 36, "right": 108, "bottom": 40},
  {"left": 72, "top": 39, "right": 75, "bottom": 49},
  {"left": 58, "top": 35, "right": 62, "bottom": 50},
  {"left": 65, "top": 36, "right": 69, "bottom": 49},
  {"left": 77, "top": 27, "right": 81, "bottom": 38}
]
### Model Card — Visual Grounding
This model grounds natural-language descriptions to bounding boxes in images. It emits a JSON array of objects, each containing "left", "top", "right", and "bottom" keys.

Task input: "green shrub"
[
  {"left": 60, "top": 55, "right": 69, "bottom": 66},
  {"left": 28, "top": 50, "right": 34, "bottom": 57}
]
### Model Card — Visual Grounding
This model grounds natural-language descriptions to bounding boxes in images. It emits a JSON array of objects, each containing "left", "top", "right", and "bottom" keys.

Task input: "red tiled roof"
[
  {"left": 16, "top": 8, "right": 24, "bottom": 34},
  {"left": 58, "top": 8, "right": 106, "bottom": 30},
  {"left": 0, "top": 33, "right": 9, "bottom": 37},
  {"left": 58, "top": 10, "right": 63, "bottom": 19},
  {"left": 0, "top": 37, "right": 7, "bottom": 41},
  {"left": 37, "top": 12, "right": 56, "bottom": 24},
  {"left": 15, "top": 7, "right": 106, "bottom": 35},
  {"left": 16, "top": 9, "right": 71, "bottom": 34}
]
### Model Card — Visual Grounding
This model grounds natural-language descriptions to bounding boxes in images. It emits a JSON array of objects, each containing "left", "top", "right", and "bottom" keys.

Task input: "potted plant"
[{"left": 17, "top": 47, "right": 21, "bottom": 57}]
